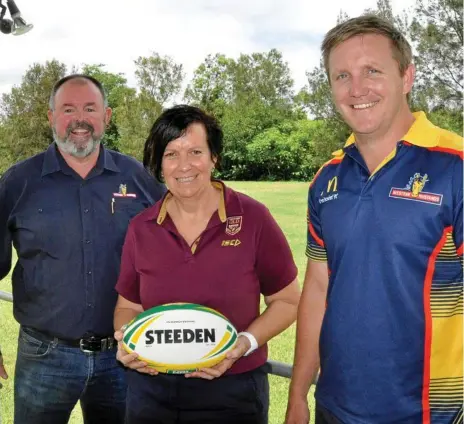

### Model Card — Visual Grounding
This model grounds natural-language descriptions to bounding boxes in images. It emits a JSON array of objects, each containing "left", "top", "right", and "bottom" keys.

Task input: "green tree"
[
  {"left": 246, "top": 119, "right": 326, "bottom": 181},
  {"left": 112, "top": 53, "right": 184, "bottom": 160},
  {"left": 134, "top": 52, "right": 184, "bottom": 106},
  {"left": 0, "top": 60, "right": 67, "bottom": 171},
  {"left": 113, "top": 91, "right": 161, "bottom": 161},
  {"left": 184, "top": 54, "right": 232, "bottom": 115},
  {"left": 186, "top": 49, "right": 300, "bottom": 179},
  {"left": 409, "top": 0, "right": 463, "bottom": 111},
  {"left": 81, "top": 64, "right": 135, "bottom": 151}
]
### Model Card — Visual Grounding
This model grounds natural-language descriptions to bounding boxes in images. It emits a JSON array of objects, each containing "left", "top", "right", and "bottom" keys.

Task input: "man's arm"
[
  {"left": 0, "top": 346, "right": 7, "bottom": 381},
  {"left": 285, "top": 259, "right": 329, "bottom": 424},
  {"left": 0, "top": 170, "right": 13, "bottom": 280}
]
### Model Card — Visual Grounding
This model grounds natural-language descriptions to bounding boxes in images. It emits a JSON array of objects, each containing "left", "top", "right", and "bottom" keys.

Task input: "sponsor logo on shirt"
[
  {"left": 319, "top": 192, "right": 339, "bottom": 204},
  {"left": 221, "top": 239, "right": 241, "bottom": 247},
  {"left": 225, "top": 216, "right": 242, "bottom": 236},
  {"left": 389, "top": 173, "right": 442, "bottom": 205},
  {"left": 318, "top": 176, "right": 339, "bottom": 204},
  {"left": 327, "top": 176, "right": 338, "bottom": 193},
  {"left": 113, "top": 183, "right": 137, "bottom": 198}
]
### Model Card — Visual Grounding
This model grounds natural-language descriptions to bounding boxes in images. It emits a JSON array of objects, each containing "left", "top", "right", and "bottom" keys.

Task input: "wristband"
[{"left": 238, "top": 331, "right": 258, "bottom": 356}]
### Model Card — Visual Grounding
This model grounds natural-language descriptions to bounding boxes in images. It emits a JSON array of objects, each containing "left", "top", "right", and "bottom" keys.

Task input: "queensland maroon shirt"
[{"left": 116, "top": 181, "right": 297, "bottom": 374}]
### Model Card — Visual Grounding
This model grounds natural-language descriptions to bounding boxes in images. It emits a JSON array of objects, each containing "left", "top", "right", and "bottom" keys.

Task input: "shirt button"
[
  {"left": 87, "top": 271, "right": 92, "bottom": 275},
  {"left": 38, "top": 208, "right": 43, "bottom": 213},
  {"left": 84, "top": 209, "right": 89, "bottom": 213},
  {"left": 85, "top": 240, "right": 91, "bottom": 244}
]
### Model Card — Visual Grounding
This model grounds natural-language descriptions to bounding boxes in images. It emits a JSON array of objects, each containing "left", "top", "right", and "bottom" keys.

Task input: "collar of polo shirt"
[
  {"left": 156, "top": 180, "right": 227, "bottom": 225},
  {"left": 332, "top": 111, "right": 443, "bottom": 158}
]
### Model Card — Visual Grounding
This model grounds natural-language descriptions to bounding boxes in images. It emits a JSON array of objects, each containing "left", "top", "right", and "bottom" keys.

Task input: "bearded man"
[{"left": 0, "top": 74, "right": 165, "bottom": 424}]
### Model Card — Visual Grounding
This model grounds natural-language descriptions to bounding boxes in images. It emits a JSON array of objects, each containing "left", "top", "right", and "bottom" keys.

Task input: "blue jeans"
[{"left": 14, "top": 326, "right": 126, "bottom": 424}]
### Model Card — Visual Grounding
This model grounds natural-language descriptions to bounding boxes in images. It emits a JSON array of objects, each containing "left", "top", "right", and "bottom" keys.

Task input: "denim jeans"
[{"left": 14, "top": 326, "right": 126, "bottom": 424}]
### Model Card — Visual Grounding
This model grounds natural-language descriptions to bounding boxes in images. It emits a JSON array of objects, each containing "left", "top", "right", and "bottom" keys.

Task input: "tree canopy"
[{"left": 0, "top": 0, "right": 461, "bottom": 179}]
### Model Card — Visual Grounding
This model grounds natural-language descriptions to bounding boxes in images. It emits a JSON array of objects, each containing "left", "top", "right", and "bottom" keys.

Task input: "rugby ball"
[{"left": 122, "top": 303, "right": 238, "bottom": 374}]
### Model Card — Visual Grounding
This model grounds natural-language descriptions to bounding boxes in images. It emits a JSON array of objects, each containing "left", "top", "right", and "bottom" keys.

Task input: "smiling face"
[
  {"left": 48, "top": 79, "right": 111, "bottom": 158},
  {"left": 328, "top": 33, "right": 414, "bottom": 140},
  {"left": 161, "top": 123, "right": 216, "bottom": 200}
]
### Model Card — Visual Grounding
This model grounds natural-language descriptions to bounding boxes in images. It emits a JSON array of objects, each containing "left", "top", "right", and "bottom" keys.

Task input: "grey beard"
[{"left": 53, "top": 128, "right": 102, "bottom": 158}]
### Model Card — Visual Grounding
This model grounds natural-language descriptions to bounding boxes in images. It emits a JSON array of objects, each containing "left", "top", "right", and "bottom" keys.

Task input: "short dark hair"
[
  {"left": 143, "top": 105, "right": 223, "bottom": 182},
  {"left": 49, "top": 74, "right": 108, "bottom": 110}
]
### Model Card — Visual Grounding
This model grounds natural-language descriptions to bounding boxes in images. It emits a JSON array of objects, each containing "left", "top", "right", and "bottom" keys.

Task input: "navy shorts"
[{"left": 125, "top": 365, "right": 269, "bottom": 424}]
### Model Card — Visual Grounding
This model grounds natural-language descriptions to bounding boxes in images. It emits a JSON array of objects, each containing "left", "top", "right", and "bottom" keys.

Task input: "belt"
[{"left": 23, "top": 327, "right": 116, "bottom": 353}]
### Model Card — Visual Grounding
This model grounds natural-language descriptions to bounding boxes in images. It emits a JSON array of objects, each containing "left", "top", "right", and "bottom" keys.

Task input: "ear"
[
  {"left": 402, "top": 63, "right": 415, "bottom": 95},
  {"left": 104, "top": 107, "right": 113, "bottom": 126},
  {"left": 47, "top": 109, "right": 54, "bottom": 127}
]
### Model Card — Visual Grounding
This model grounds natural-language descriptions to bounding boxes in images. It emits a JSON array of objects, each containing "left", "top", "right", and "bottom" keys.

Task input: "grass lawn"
[{"left": 0, "top": 181, "right": 316, "bottom": 424}]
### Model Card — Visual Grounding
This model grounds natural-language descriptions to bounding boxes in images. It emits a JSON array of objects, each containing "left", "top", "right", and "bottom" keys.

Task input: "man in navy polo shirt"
[
  {"left": 0, "top": 74, "right": 165, "bottom": 423},
  {"left": 286, "top": 15, "right": 462, "bottom": 424}
]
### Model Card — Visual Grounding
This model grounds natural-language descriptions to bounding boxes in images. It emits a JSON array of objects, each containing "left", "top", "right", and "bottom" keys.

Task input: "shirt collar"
[
  {"left": 148, "top": 180, "right": 241, "bottom": 225},
  {"left": 333, "top": 111, "right": 440, "bottom": 157},
  {"left": 42, "top": 142, "right": 120, "bottom": 176}
]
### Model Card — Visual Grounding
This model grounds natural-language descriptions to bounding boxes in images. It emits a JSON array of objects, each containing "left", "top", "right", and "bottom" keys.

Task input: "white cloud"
[{"left": 0, "top": 0, "right": 415, "bottom": 97}]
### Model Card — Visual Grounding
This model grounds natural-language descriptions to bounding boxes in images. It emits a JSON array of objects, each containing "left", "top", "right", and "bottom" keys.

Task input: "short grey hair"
[{"left": 49, "top": 74, "right": 108, "bottom": 110}]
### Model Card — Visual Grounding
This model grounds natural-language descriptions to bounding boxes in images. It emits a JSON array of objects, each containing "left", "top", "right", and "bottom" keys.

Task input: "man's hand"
[
  {"left": 0, "top": 348, "right": 8, "bottom": 383},
  {"left": 285, "top": 398, "right": 310, "bottom": 424},
  {"left": 184, "top": 334, "right": 250, "bottom": 380}
]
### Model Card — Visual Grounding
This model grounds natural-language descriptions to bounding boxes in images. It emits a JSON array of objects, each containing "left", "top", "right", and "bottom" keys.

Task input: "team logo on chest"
[
  {"left": 225, "top": 216, "right": 242, "bottom": 236},
  {"left": 113, "top": 183, "right": 137, "bottom": 198},
  {"left": 389, "top": 173, "right": 442, "bottom": 205}
]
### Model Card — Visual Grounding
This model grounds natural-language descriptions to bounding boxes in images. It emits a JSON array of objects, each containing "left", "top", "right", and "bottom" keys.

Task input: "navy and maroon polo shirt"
[
  {"left": 307, "top": 112, "right": 463, "bottom": 423},
  {"left": 116, "top": 180, "right": 297, "bottom": 374}
]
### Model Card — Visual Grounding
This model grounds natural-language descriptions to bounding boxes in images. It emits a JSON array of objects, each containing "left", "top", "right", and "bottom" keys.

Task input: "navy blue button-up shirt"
[{"left": 0, "top": 143, "right": 165, "bottom": 339}]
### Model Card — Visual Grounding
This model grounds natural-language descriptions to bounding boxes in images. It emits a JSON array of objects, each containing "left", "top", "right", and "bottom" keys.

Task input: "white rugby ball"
[{"left": 122, "top": 303, "right": 238, "bottom": 374}]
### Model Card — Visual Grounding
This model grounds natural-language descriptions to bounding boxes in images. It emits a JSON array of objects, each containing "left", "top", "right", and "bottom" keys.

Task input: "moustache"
[{"left": 66, "top": 121, "right": 95, "bottom": 137}]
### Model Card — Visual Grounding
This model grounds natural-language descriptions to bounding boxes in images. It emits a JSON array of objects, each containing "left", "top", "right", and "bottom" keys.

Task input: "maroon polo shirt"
[{"left": 116, "top": 180, "right": 297, "bottom": 374}]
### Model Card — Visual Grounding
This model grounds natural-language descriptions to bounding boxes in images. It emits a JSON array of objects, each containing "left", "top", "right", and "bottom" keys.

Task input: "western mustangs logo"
[
  {"left": 319, "top": 176, "right": 339, "bottom": 204},
  {"left": 225, "top": 216, "right": 242, "bottom": 236},
  {"left": 113, "top": 183, "right": 137, "bottom": 198},
  {"left": 145, "top": 328, "right": 216, "bottom": 345},
  {"left": 389, "top": 173, "right": 442, "bottom": 205}
]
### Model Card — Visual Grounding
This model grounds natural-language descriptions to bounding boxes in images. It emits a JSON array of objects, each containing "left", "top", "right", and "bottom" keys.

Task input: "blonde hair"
[{"left": 322, "top": 15, "right": 412, "bottom": 80}]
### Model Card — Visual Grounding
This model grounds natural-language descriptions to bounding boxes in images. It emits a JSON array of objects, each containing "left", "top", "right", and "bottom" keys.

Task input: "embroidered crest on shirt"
[
  {"left": 225, "top": 216, "right": 242, "bottom": 236},
  {"left": 389, "top": 173, "right": 442, "bottom": 205},
  {"left": 113, "top": 184, "right": 137, "bottom": 198}
]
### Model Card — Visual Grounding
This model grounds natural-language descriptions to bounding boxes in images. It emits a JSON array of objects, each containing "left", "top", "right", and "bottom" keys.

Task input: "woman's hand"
[
  {"left": 114, "top": 329, "right": 158, "bottom": 376},
  {"left": 184, "top": 334, "right": 250, "bottom": 380}
]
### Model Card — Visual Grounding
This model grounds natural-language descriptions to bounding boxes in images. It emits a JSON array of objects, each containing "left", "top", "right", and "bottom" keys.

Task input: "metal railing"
[
  {"left": 0, "top": 290, "right": 12, "bottom": 302},
  {"left": 0, "top": 290, "right": 294, "bottom": 378}
]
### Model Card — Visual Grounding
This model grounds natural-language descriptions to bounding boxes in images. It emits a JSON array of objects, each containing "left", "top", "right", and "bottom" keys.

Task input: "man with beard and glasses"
[{"left": 0, "top": 74, "right": 166, "bottom": 424}]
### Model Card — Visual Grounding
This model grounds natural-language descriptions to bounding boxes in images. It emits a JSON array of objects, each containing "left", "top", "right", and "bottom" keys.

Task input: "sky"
[{"left": 0, "top": 0, "right": 415, "bottom": 98}]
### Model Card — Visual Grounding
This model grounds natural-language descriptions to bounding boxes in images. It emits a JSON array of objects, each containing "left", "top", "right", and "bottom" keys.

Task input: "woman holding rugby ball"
[{"left": 114, "top": 105, "right": 300, "bottom": 424}]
